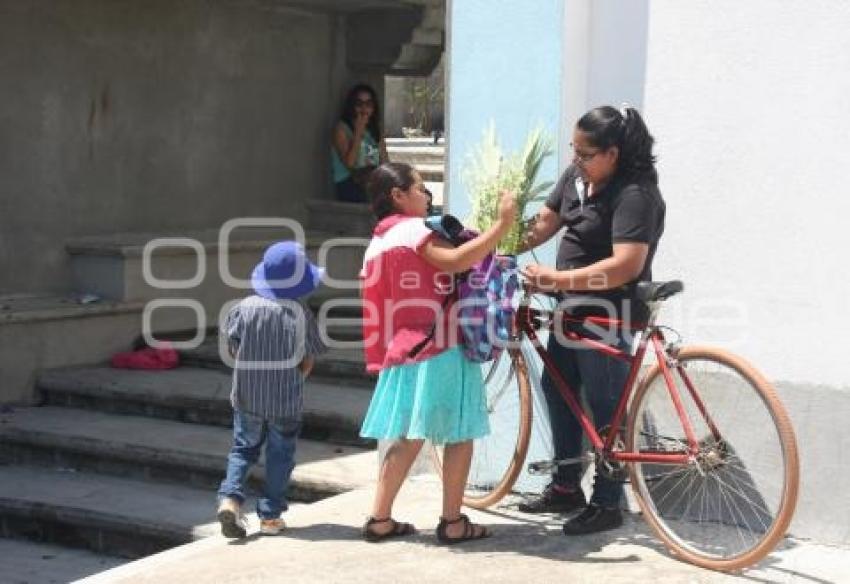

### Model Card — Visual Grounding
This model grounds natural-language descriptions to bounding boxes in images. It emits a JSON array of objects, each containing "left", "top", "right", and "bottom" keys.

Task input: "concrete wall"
[
  {"left": 558, "top": 0, "right": 850, "bottom": 544},
  {"left": 0, "top": 0, "right": 340, "bottom": 295},
  {"left": 560, "top": 0, "right": 649, "bottom": 150},
  {"left": 558, "top": 0, "right": 850, "bottom": 391},
  {"left": 448, "top": 0, "right": 850, "bottom": 545},
  {"left": 635, "top": 3, "right": 850, "bottom": 542},
  {"left": 637, "top": 1, "right": 850, "bottom": 390}
]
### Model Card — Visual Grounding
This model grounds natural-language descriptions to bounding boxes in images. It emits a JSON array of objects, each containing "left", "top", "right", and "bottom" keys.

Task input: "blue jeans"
[
  {"left": 217, "top": 410, "right": 301, "bottom": 520},
  {"left": 542, "top": 331, "right": 630, "bottom": 508}
]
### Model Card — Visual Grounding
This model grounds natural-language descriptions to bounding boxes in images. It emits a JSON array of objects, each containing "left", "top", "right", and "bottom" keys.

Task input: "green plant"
[{"left": 464, "top": 124, "right": 554, "bottom": 255}]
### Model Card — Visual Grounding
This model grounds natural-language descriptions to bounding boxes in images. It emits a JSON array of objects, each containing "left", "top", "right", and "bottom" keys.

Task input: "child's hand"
[{"left": 497, "top": 190, "right": 518, "bottom": 225}]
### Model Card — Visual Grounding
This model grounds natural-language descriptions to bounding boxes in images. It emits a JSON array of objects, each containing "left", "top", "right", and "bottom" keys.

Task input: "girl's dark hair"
[
  {"left": 340, "top": 83, "right": 382, "bottom": 140},
  {"left": 367, "top": 162, "right": 416, "bottom": 220},
  {"left": 577, "top": 105, "right": 657, "bottom": 184}
]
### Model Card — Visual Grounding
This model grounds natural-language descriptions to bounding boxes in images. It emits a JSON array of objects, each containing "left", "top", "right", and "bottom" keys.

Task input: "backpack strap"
[
  {"left": 407, "top": 292, "right": 453, "bottom": 359},
  {"left": 407, "top": 215, "right": 466, "bottom": 360}
]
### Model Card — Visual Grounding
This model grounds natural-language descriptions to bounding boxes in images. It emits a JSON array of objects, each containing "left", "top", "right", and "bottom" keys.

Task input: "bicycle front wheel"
[
  {"left": 431, "top": 347, "right": 533, "bottom": 509},
  {"left": 626, "top": 346, "right": 799, "bottom": 571}
]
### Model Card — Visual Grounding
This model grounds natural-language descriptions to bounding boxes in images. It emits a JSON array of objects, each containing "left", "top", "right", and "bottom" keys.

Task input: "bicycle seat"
[{"left": 636, "top": 280, "right": 684, "bottom": 302}]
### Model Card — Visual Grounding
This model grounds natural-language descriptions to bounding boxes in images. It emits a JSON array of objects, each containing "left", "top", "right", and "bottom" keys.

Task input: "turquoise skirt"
[{"left": 360, "top": 346, "right": 490, "bottom": 445}]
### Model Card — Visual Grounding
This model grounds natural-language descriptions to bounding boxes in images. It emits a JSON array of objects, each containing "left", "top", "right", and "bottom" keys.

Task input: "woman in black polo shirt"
[{"left": 518, "top": 106, "right": 665, "bottom": 535}]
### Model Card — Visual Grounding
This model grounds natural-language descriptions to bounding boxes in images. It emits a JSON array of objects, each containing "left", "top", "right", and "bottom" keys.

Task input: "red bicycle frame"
[{"left": 515, "top": 301, "right": 706, "bottom": 465}]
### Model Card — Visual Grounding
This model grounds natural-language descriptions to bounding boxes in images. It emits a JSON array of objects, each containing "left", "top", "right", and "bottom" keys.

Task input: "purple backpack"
[{"left": 408, "top": 215, "right": 518, "bottom": 362}]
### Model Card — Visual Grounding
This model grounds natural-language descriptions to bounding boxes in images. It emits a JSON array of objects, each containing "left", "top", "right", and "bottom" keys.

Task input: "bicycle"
[{"left": 432, "top": 280, "right": 799, "bottom": 571}]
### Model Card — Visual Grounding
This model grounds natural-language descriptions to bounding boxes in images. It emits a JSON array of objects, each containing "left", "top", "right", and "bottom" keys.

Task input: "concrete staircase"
[
  {"left": 389, "top": 0, "right": 445, "bottom": 75},
  {"left": 0, "top": 337, "right": 375, "bottom": 559},
  {"left": 0, "top": 156, "right": 386, "bottom": 568}
]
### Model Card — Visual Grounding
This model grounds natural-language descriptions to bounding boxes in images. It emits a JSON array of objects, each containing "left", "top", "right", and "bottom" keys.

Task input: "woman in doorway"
[
  {"left": 518, "top": 105, "right": 666, "bottom": 536},
  {"left": 331, "top": 84, "right": 389, "bottom": 203}
]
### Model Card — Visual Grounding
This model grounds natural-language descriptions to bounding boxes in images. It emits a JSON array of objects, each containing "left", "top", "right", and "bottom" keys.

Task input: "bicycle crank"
[
  {"left": 527, "top": 455, "right": 592, "bottom": 475},
  {"left": 596, "top": 425, "right": 629, "bottom": 482}
]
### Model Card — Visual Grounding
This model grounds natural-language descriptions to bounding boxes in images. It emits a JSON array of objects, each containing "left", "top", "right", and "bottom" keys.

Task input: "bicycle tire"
[
  {"left": 626, "top": 345, "right": 799, "bottom": 571},
  {"left": 431, "top": 347, "right": 533, "bottom": 509}
]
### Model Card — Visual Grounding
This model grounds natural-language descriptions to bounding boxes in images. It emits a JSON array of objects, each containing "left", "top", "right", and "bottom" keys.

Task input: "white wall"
[{"left": 580, "top": 0, "right": 850, "bottom": 388}]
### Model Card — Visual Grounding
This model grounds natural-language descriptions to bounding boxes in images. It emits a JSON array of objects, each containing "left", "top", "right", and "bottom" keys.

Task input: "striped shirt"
[{"left": 224, "top": 295, "right": 327, "bottom": 420}]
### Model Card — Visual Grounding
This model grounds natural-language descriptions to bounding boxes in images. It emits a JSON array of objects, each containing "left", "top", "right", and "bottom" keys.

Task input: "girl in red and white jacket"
[{"left": 358, "top": 162, "right": 516, "bottom": 544}]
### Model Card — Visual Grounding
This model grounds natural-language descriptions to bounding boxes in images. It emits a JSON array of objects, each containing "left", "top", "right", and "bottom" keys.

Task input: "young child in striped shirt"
[{"left": 216, "top": 241, "right": 327, "bottom": 538}]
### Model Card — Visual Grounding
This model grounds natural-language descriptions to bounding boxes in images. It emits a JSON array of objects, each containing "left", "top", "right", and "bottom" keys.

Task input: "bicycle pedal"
[{"left": 527, "top": 460, "right": 555, "bottom": 475}]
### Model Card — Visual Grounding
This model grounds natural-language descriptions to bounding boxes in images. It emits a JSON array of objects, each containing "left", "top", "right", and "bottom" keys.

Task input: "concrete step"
[
  {"left": 386, "top": 145, "right": 445, "bottom": 166},
  {"left": 0, "top": 465, "right": 222, "bottom": 558},
  {"left": 65, "top": 228, "right": 362, "bottom": 309},
  {"left": 36, "top": 365, "right": 373, "bottom": 444},
  {"left": 411, "top": 163, "right": 444, "bottom": 182},
  {"left": 0, "top": 407, "right": 377, "bottom": 498},
  {"left": 180, "top": 339, "right": 370, "bottom": 385},
  {"left": 307, "top": 293, "right": 365, "bottom": 342},
  {"left": 0, "top": 293, "right": 146, "bottom": 406},
  {"left": 0, "top": 538, "right": 125, "bottom": 583},
  {"left": 306, "top": 200, "right": 375, "bottom": 237}
]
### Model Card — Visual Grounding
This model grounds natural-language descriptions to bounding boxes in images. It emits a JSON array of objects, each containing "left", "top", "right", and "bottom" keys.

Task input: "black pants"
[
  {"left": 335, "top": 177, "right": 368, "bottom": 203},
  {"left": 541, "top": 331, "right": 630, "bottom": 507}
]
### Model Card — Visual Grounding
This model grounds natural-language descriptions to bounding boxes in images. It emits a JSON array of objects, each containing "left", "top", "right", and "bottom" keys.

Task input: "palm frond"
[{"left": 463, "top": 124, "right": 554, "bottom": 255}]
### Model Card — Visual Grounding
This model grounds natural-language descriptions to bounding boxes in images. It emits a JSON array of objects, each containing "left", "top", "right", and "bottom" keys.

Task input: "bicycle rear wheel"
[
  {"left": 431, "top": 347, "right": 533, "bottom": 509},
  {"left": 626, "top": 345, "right": 799, "bottom": 571}
]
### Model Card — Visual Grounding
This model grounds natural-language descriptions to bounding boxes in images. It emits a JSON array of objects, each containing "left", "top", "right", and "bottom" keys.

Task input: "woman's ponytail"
[
  {"left": 576, "top": 105, "right": 658, "bottom": 184},
  {"left": 618, "top": 107, "right": 657, "bottom": 184}
]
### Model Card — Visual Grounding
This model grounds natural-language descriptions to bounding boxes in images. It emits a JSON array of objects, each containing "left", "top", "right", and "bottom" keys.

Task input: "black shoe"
[
  {"left": 518, "top": 484, "right": 586, "bottom": 514},
  {"left": 562, "top": 504, "right": 623, "bottom": 535}
]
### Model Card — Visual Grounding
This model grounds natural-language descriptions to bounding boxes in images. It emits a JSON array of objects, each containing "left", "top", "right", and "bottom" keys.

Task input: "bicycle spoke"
[
  {"left": 628, "top": 348, "right": 799, "bottom": 570},
  {"left": 715, "top": 473, "right": 756, "bottom": 552},
  {"left": 711, "top": 470, "right": 773, "bottom": 528},
  {"left": 450, "top": 348, "right": 534, "bottom": 508},
  {"left": 486, "top": 356, "right": 517, "bottom": 412}
]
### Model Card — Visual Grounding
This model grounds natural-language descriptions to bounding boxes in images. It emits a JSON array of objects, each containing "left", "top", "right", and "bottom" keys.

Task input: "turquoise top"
[{"left": 331, "top": 123, "right": 380, "bottom": 183}]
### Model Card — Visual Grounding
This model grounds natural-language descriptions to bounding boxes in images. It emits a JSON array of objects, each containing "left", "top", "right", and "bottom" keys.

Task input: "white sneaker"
[
  {"left": 217, "top": 498, "right": 247, "bottom": 539},
  {"left": 260, "top": 518, "right": 286, "bottom": 535}
]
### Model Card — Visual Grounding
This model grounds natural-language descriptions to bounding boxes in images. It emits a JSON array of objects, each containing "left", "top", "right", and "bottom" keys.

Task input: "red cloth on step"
[{"left": 110, "top": 346, "right": 179, "bottom": 370}]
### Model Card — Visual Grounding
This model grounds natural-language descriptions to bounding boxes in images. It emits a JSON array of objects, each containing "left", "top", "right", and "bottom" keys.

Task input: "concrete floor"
[{"left": 77, "top": 476, "right": 850, "bottom": 584}]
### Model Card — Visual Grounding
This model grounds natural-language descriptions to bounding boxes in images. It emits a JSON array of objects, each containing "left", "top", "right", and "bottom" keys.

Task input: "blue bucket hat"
[{"left": 251, "top": 241, "right": 324, "bottom": 300}]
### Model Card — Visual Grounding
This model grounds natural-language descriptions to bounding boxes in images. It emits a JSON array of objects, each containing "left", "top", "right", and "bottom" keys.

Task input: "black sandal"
[
  {"left": 362, "top": 516, "right": 417, "bottom": 543},
  {"left": 436, "top": 513, "right": 491, "bottom": 545}
]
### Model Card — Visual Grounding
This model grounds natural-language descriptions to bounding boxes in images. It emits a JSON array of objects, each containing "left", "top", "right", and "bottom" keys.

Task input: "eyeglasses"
[
  {"left": 569, "top": 143, "right": 601, "bottom": 164},
  {"left": 354, "top": 98, "right": 374, "bottom": 107}
]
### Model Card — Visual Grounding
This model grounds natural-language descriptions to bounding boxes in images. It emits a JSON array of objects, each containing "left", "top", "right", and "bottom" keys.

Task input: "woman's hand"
[
  {"left": 497, "top": 190, "right": 518, "bottom": 226},
  {"left": 519, "top": 206, "right": 561, "bottom": 253},
  {"left": 520, "top": 263, "right": 561, "bottom": 293},
  {"left": 354, "top": 111, "right": 369, "bottom": 136}
]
